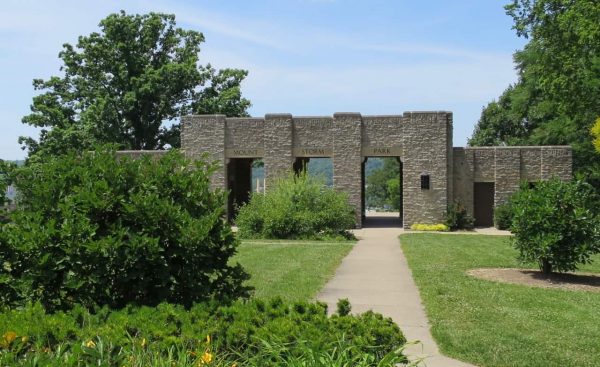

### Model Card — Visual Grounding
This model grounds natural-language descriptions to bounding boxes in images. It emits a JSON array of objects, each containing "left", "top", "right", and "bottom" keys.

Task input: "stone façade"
[{"left": 180, "top": 112, "right": 572, "bottom": 228}]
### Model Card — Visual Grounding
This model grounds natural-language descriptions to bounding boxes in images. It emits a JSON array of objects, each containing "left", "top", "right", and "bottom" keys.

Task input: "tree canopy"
[
  {"left": 365, "top": 158, "right": 401, "bottom": 211},
  {"left": 20, "top": 11, "right": 251, "bottom": 160},
  {"left": 470, "top": 0, "right": 600, "bottom": 184}
]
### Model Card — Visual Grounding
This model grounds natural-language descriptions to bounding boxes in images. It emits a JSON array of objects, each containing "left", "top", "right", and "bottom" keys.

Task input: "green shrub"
[
  {"left": 0, "top": 160, "right": 13, "bottom": 207},
  {"left": 1, "top": 147, "right": 250, "bottom": 311},
  {"left": 236, "top": 173, "right": 355, "bottom": 240},
  {"left": 0, "top": 299, "right": 407, "bottom": 366},
  {"left": 445, "top": 202, "right": 474, "bottom": 231},
  {"left": 336, "top": 298, "right": 351, "bottom": 316},
  {"left": 494, "top": 200, "right": 513, "bottom": 230},
  {"left": 511, "top": 179, "right": 600, "bottom": 274}
]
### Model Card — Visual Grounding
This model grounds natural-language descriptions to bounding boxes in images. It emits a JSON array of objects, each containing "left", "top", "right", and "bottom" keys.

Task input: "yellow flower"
[
  {"left": 201, "top": 351, "right": 213, "bottom": 364},
  {"left": 85, "top": 340, "right": 96, "bottom": 348},
  {"left": 3, "top": 331, "right": 16, "bottom": 344},
  {"left": 141, "top": 338, "right": 147, "bottom": 348},
  {"left": 206, "top": 334, "right": 211, "bottom": 344},
  {"left": 21, "top": 336, "right": 28, "bottom": 343}
]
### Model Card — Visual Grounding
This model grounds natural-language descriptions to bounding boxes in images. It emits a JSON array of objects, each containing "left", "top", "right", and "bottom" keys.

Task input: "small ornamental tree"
[
  {"left": 236, "top": 173, "right": 355, "bottom": 240},
  {"left": 1, "top": 147, "right": 250, "bottom": 311},
  {"left": 511, "top": 179, "right": 600, "bottom": 274}
]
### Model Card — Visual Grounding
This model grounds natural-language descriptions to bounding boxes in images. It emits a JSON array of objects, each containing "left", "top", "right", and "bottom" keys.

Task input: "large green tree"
[
  {"left": 470, "top": 0, "right": 600, "bottom": 183},
  {"left": 366, "top": 158, "right": 401, "bottom": 211},
  {"left": 20, "top": 11, "right": 251, "bottom": 159}
]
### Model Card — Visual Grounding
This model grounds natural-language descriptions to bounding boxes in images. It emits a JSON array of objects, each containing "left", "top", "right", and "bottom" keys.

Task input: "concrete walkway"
[{"left": 316, "top": 216, "right": 477, "bottom": 367}]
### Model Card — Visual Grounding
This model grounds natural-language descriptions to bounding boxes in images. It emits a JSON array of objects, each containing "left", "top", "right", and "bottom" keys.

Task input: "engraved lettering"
[
  {"left": 361, "top": 147, "right": 402, "bottom": 157},
  {"left": 545, "top": 149, "right": 570, "bottom": 157},
  {"left": 303, "top": 148, "right": 325, "bottom": 155},
  {"left": 225, "top": 148, "right": 265, "bottom": 158},
  {"left": 293, "top": 147, "right": 333, "bottom": 157},
  {"left": 233, "top": 149, "right": 258, "bottom": 156}
]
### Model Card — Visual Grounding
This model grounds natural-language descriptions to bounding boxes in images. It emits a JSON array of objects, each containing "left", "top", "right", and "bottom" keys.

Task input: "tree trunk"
[{"left": 541, "top": 259, "right": 552, "bottom": 275}]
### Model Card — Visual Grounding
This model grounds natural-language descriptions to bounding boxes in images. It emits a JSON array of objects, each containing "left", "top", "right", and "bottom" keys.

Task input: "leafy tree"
[
  {"left": 0, "top": 161, "right": 15, "bottom": 207},
  {"left": 470, "top": 0, "right": 600, "bottom": 184},
  {"left": 511, "top": 179, "right": 600, "bottom": 274},
  {"left": 1, "top": 148, "right": 250, "bottom": 311},
  {"left": 366, "top": 158, "right": 401, "bottom": 210},
  {"left": 20, "top": 11, "right": 251, "bottom": 160}
]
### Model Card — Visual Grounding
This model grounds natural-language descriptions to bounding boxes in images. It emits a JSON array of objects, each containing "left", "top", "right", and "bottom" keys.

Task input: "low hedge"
[
  {"left": 0, "top": 299, "right": 407, "bottom": 366},
  {"left": 410, "top": 223, "right": 449, "bottom": 232}
]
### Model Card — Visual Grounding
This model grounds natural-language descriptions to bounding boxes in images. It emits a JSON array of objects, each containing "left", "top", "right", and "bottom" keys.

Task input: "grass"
[
  {"left": 232, "top": 239, "right": 354, "bottom": 301},
  {"left": 401, "top": 233, "right": 600, "bottom": 367}
]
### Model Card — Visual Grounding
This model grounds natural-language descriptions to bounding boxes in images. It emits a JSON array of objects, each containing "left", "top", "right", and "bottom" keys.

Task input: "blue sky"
[{"left": 0, "top": 0, "right": 526, "bottom": 160}]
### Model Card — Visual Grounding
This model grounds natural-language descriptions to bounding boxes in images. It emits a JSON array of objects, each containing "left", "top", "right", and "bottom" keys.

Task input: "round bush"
[
  {"left": 235, "top": 173, "right": 355, "bottom": 239},
  {"left": 1, "top": 148, "right": 250, "bottom": 310},
  {"left": 511, "top": 179, "right": 600, "bottom": 274},
  {"left": 494, "top": 201, "right": 513, "bottom": 230},
  {"left": 445, "top": 201, "right": 474, "bottom": 230}
]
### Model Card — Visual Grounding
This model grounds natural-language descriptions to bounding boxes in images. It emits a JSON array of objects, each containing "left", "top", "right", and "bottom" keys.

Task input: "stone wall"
[
  {"left": 453, "top": 146, "right": 572, "bottom": 215},
  {"left": 332, "top": 113, "right": 363, "bottom": 226},
  {"left": 181, "top": 115, "right": 226, "bottom": 189},
  {"left": 402, "top": 112, "right": 452, "bottom": 226},
  {"left": 179, "top": 113, "right": 572, "bottom": 228}
]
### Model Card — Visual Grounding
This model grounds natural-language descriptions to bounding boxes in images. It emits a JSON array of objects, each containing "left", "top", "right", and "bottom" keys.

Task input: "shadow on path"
[{"left": 362, "top": 215, "right": 402, "bottom": 228}]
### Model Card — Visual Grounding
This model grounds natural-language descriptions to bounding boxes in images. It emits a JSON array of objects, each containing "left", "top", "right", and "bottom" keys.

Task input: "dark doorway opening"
[
  {"left": 227, "top": 158, "right": 262, "bottom": 221},
  {"left": 474, "top": 182, "right": 495, "bottom": 227},
  {"left": 361, "top": 157, "right": 403, "bottom": 227}
]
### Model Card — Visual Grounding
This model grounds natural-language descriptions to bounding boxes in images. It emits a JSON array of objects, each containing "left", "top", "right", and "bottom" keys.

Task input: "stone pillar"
[
  {"left": 494, "top": 148, "right": 521, "bottom": 206},
  {"left": 264, "top": 114, "right": 293, "bottom": 187},
  {"left": 332, "top": 113, "right": 363, "bottom": 228},
  {"left": 402, "top": 112, "right": 451, "bottom": 227},
  {"left": 446, "top": 112, "right": 454, "bottom": 205},
  {"left": 452, "top": 148, "right": 475, "bottom": 216},
  {"left": 181, "top": 114, "right": 226, "bottom": 190}
]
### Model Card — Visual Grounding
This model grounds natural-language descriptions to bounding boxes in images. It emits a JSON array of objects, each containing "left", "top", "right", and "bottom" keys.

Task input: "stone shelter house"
[{"left": 123, "top": 112, "right": 571, "bottom": 228}]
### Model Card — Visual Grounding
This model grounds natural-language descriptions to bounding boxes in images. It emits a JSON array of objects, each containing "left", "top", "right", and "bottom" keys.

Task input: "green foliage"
[
  {"left": 511, "top": 179, "right": 600, "bottom": 274},
  {"left": 445, "top": 202, "right": 474, "bottom": 231},
  {"left": 366, "top": 158, "right": 401, "bottom": 210},
  {"left": 336, "top": 298, "right": 351, "bottom": 316},
  {"left": 20, "top": 11, "right": 251, "bottom": 160},
  {"left": 470, "top": 1, "right": 600, "bottom": 185},
  {"left": 0, "top": 147, "right": 250, "bottom": 311},
  {"left": 0, "top": 160, "right": 15, "bottom": 207},
  {"left": 0, "top": 299, "right": 407, "bottom": 366},
  {"left": 591, "top": 117, "right": 600, "bottom": 153},
  {"left": 494, "top": 200, "right": 514, "bottom": 230},
  {"left": 236, "top": 173, "right": 355, "bottom": 240}
]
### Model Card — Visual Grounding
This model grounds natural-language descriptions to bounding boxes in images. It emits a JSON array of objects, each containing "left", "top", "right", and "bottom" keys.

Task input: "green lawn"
[
  {"left": 232, "top": 240, "right": 354, "bottom": 301},
  {"left": 401, "top": 233, "right": 600, "bottom": 367}
]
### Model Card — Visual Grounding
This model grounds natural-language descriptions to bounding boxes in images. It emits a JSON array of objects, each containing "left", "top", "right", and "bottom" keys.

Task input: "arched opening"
[{"left": 361, "top": 157, "right": 403, "bottom": 227}]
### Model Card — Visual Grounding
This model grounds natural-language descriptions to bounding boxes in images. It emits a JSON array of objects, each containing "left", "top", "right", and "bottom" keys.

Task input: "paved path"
[{"left": 316, "top": 216, "right": 477, "bottom": 367}]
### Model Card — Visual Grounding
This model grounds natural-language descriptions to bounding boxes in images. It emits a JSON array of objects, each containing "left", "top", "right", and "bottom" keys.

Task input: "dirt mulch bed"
[{"left": 467, "top": 268, "right": 600, "bottom": 292}]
